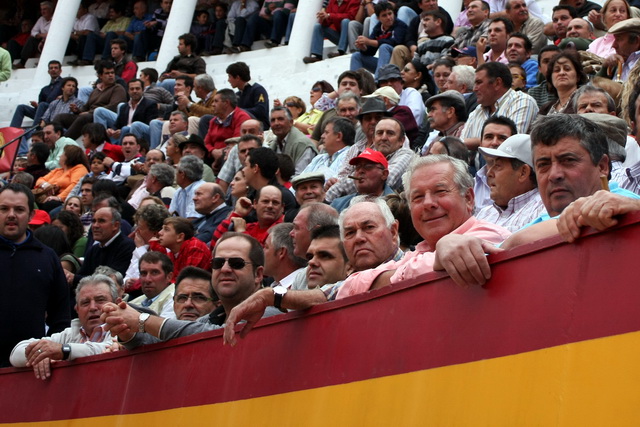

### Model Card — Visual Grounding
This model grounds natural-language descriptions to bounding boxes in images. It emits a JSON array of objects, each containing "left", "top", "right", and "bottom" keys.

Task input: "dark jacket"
[
  {"left": 75, "top": 232, "right": 135, "bottom": 286},
  {"left": 0, "top": 232, "right": 71, "bottom": 367},
  {"left": 193, "top": 204, "right": 233, "bottom": 244},
  {"left": 114, "top": 97, "right": 159, "bottom": 128}
]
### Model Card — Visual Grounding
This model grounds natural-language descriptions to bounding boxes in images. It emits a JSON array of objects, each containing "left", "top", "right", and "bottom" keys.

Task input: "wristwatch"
[
  {"left": 138, "top": 312, "right": 151, "bottom": 333},
  {"left": 273, "top": 285, "right": 287, "bottom": 310},
  {"left": 61, "top": 344, "right": 71, "bottom": 360}
]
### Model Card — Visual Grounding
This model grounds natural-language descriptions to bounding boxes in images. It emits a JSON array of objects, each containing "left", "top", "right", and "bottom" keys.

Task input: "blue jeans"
[
  {"left": 270, "top": 10, "right": 290, "bottom": 43},
  {"left": 375, "top": 44, "right": 394, "bottom": 79},
  {"left": 129, "top": 122, "right": 150, "bottom": 144},
  {"left": 149, "top": 119, "right": 164, "bottom": 149},
  {"left": 159, "top": 79, "right": 175, "bottom": 95},
  {"left": 78, "top": 86, "right": 94, "bottom": 104},
  {"left": 241, "top": 14, "right": 272, "bottom": 47},
  {"left": 309, "top": 19, "right": 349, "bottom": 56},
  {"left": 350, "top": 51, "right": 378, "bottom": 74},
  {"left": 93, "top": 106, "right": 118, "bottom": 130},
  {"left": 11, "top": 102, "right": 49, "bottom": 155},
  {"left": 397, "top": 6, "right": 417, "bottom": 26},
  {"left": 284, "top": 13, "right": 295, "bottom": 44}
]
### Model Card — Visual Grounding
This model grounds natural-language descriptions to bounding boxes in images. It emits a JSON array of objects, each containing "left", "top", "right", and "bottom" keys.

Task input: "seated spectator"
[
  {"left": 191, "top": 10, "right": 215, "bottom": 55},
  {"left": 122, "top": 0, "right": 153, "bottom": 62},
  {"left": 527, "top": 45, "right": 561, "bottom": 108},
  {"left": 150, "top": 217, "right": 212, "bottom": 277},
  {"left": 192, "top": 182, "right": 232, "bottom": 244},
  {"left": 137, "top": 0, "right": 172, "bottom": 61},
  {"left": 303, "top": 0, "right": 359, "bottom": 64},
  {"left": 401, "top": 59, "right": 435, "bottom": 105},
  {"left": 451, "top": 46, "right": 478, "bottom": 68},
  {"left": 69, "top": 206, "right": 135, "bottom": 286},
  {"left": 550, "top": 5, "right": 577, "bottom": 46},
  {"left": 170, "top": 155, "right": 206, "bottom": 219},
  {"left": 206, "top": 3, "right": 229, "bottom": 55},
  {"left": 235, "top": 0, "right": 295, "bottom": 53},
  {"left": 586, "top": 0, "right": 630, "bottom": 59},
  {"left": 460, "top": 62, "right": 538, "bottom": 150},
  {"left": 24, "top": 142, "right": 50, "bottom": 186},
  {"left": 172, "top": 267, "right": 219, "bottom": 321},
  {"left": 425, "top": 136, "right": 471, "bottom": 163},
  {"left": 139, "top": 67, "right": 174, "bottom": 106},
  {"left": 158, "top": 33, "right": 206, "bottom": 94},
  {"left": 301, "top": 117, "right": 354, "bottom": 179},
  {"left": 509, "top": 63, "right": 527, "bottom": 91},
  {"left": 129, "top": 251, "right": 176, "bottom": 318},
  {"left": 331, "top": 148, "right": 396, "bottom": 212},
  {"left": 71, "top": 4, "right": 131, "bottom": 66},
  {"left": 222, "top": 197, "right": 404, "bottom": 341},
  {"left": 377, "top": 64, "right": 425, "bottom": 127},
  {"left": 10, "top": 60, "right": 63, "bottom": 154},
  {"left": 34, "top": 145, "right": 89, "bottom": 212},
  {"left": 226, "top": 62, "right": 270, "bottom": 130},
  {"left": 41, "top": 77, "right": 85, "bottom": 128},
  {"left": 211, "top": 185, "right": 285, "bottom": 246},
  {"left": 4, "top": 19, "right": 33, "bottom": 63},
  {"left": 365, "top": 87, "right": 419, "bottom": 144},
  {"left": 305, "top": 224, "right": 350, "bottom": 289},
  {"left": 105, "top": 38, "right": 137, "bottom": 82},
  {"left": 262, "top": 1, "right": 294, "bottom": 48},
  {"left": 123, "top": 203, "right": 170, "bottom": 293},
  {"left": 67, "top": 2, "right": 100, "bottom": 60},
  {"left": 9, "top": 274, "right": 117, "bottom": 379},
  {"left": 229, "top": 169, "right": 250, "bottom": 203},
  {"left": 243, "top": 147, "right": 297, "bottom": 212},
  {"left": 181, "top": 74, "right": 216, "bottom": 134},
  {"left": 264, "top": 223, "right": 308, "bottom": 289},
  {"left": 423, "top": 90, "right": 468, "bottom": 153},
  {"left": 128, "top": 158, "right": 176, "bottom": 209},
  {"left": 268, "top": 107, "right": 318, "bottom": 175},
  {"left": 350, "top": 3, "right": 408, "bottom": 79},
  {"left": 12, "top": 1, "right": 54, "bottom": 69},
  {"left": 291, "top": 172, "right": 326, "bottom": 209},
  {"left": 475, "top": 134, "right": 545, "bottom": 231},
  {"left": 95, "top": 78, "right": 158, "bottom": 144},
  {"left": 539, "top": 51, "right": 588, "bottom": 115},
  {"left": 505, "top": 33, "right": 537, "bottom": 89},
  {"left": 203, "top": 89, "right": 251, "bottom": 161},
  {"left": 52, "top": 210, "right": 87, "bottom": 259},
  {"left": 505, "top": 0, "right": 546, "bottom": 55},
  {"left": 223, "top": 0, "right": 260, "bottom": 54},
  {"left": 477, "top": 17, "right": 513, "bottom": 66},
  {"left": 216, "top": 128, "right": 263, "bottom": 193},
  {"left": 102, "top": 233, "right": 278, "bottom": 346},
  {"left": 153, "top": 109, "right": 190, "bottom": 152},
  {"left": 102, "top": 134, "right": 143, "bottom": 185},
  {"left": 413, "top": 10, "right": 455, "bottom": 68},
  {"left": 452, "top": 0, "right": 491, "bottom": 51},
  {"left": 294, "top": 81, "right": 335, "bottom": 135},
  {"left": 54, "top": 61, "right": 127, "bottom": 140},
  {"left": 178, "top": 134, "right": 216, "bottom": 182},
  {"left": 81, "top": 123, "right": 124, "bottom": 162}
]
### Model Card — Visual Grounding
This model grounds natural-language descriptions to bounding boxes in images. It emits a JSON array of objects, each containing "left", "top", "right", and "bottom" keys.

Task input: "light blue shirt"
[
  {"left": 169, "top": 179, "right": 205, "bottom": 218},
  {"left": 300, "top": 146, "right": 349, "bottom": 179}
]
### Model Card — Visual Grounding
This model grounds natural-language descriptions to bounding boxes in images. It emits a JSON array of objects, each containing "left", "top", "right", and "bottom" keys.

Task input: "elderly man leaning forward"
[
  {"left": 223, "top": 177, "right": 489, "bottom": 345},
  {"left": 101, "top": 233, "right": 282, "bottom": 347},
  {"left": 10, "top": 274, "right": 118, "bottom": 380},
  {"left": 433, "top": 114, "right": 640, "bottom": 288}
]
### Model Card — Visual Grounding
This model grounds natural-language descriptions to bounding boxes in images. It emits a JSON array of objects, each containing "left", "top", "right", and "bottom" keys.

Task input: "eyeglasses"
[
  {"left": 174, "top": 294, "right": 214, "bottom": 304},
  {"left": 285, "top": 102, "right": 297, "bottom": 107},
  {"left": 311, "top": 87, "right": 322, "bottom": 92},
  {"left": 354, "top": 163, "right": 385, "bottom": 172},
  {"left": 212, "top": 257, "right": 252, "bottom": 270},
  {"left": 511, "top": 74, "right": 526, "bottom": 81}
]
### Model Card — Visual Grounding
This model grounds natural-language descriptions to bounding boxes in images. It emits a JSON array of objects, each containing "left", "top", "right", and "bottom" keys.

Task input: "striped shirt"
[
  {"left": 461, "top": 89, "right": 539, "bottom": 140},
  {"left": 41, "top": 96, "right": 84, "bottom": 123},
  {"left": 475, "top": 188, "right": 546, "bottom": 233},
  {"left": 611, "top": 161, "right": 640, "bottom": 196}
]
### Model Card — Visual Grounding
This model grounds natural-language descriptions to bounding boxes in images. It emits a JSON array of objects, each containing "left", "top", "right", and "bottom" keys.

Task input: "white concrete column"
[
  {"left": 34, "top": 0, "right": 81, "bottom": 87},
  {"left": 156, "top": 0, "right": 198, "bottom": 73},
  {"left": 288, "top": 0, "right": 325, "bottom": 59}
]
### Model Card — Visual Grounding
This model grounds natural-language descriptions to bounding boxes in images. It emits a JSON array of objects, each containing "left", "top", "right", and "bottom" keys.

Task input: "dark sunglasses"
[
  {"left": 212, "top": 257, "right": 252, "bottom": 270},
  {"left": 311, "top": 87, "right": 322, "bottom": 92}
]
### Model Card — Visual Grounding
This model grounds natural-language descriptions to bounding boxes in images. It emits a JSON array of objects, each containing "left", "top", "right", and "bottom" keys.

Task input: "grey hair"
[
  {"left": 75, "top": 274, "right": 118, "bottom": 303},
  {"left": 268, "top": 223, "right": 308, "bottom": 268},
  {"left": 573, "top": 84, "right": 616, "bottom": 113},
  {"left": 177, "top": 155, "right": 204, "bottom": 182},
  {"left": 402, "top": 155, "right": 473, "bottom": 200},
  {"left": 93, "top": 266, "right": 123, "bottom": 288},
  {"left": 337, "top": 92, "right": 362, "bottom": 109},
  {"left": 338, "top": 196, "right": 396, "bottom": 240},
  {"left": 271, "top": 106, "right": 293, "bottom": 121},
  {"left": 170, "top": 110, "right": 189, "bottom": 122},
  {"left": 149, "top": 162, "right": 176, "bottom": 187},
  {"left": 194, "top": 74, "right": 215, "bottom": 92},
  {"left": 451, "top": 65, "right": 476, "bottom": 91},
  {"left": 301, "top": 202, "right": 339, "bottom": 230}
]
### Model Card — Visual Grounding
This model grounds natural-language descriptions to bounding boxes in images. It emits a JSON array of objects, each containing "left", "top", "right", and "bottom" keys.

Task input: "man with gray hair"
[
  {"left": 443, "top": 65, "right": 476, "bottom": 116},
  {"left": 170, "top": 155, "right": 205, "bottom": 219},
  {"left": 127, "top": 154, "right": 176, "bottom": 209},
  {"left": 10, "top": 274, "right": 118, "bottom": 379},
  {"left": 70, "top": 207, "right": 136, "bottom": 286},
  {"left": 181, "top": 73, "right": 216, "bottom": 134},
  {"left": 264, "top": 223, "right": 308, "bottom": 289},
  {"left": 223, "top": 196, "right": 406, "bottom": 343},
  {"left": 268, "top": 106, "right": 318, "bottom": 175}
]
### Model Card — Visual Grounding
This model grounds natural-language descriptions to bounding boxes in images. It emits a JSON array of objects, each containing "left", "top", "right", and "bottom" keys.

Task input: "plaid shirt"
[
  {"left": 41, "top": 96, "right": 84, "bottom": 123},
  {"left": 475, "top": 188, "right": 546, "bottom": 233},
  {"left": 461, "top": 89, "right": 539, "bottom": 140}
]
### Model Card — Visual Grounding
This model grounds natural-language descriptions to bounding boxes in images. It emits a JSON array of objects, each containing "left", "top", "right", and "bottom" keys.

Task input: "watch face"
[{"left": 273, "top": 286, "right": 287, "bottom": 296}]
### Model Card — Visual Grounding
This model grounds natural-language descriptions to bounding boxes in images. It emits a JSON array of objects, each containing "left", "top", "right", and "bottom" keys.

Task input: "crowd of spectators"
[{"left": 5, "top": 0, "right": 640, "bottom": 380}]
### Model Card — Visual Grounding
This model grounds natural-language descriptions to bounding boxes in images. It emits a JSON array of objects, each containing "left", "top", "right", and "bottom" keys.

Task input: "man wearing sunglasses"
[{"left": 101, "top": 233, "right": 281, "bottom": 347}]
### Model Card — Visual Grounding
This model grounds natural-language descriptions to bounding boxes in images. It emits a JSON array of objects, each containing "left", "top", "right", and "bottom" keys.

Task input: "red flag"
[{"left": 0, "top": 127, "right": 24, "bottom": 174}]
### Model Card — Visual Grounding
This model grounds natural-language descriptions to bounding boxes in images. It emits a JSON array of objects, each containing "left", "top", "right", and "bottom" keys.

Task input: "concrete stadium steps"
[{"left": 1, "top": 40, "right": 351, "bottom": 128}]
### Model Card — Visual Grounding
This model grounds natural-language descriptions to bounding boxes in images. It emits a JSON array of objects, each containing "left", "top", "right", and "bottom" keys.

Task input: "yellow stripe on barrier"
[{"left": 12, "top": 331, "right": 640, "bottom": 427}]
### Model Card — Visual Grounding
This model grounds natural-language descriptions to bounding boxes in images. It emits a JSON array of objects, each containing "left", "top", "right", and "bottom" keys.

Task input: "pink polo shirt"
[{"left": 336, "top": 216, "right": 512, "bottom": 299}]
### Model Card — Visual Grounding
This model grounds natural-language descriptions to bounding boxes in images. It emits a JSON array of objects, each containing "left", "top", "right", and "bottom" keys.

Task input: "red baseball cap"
[
  {"left": 29, "top": 209, "right": 51, "bottom": 225},
  {"left": 349, "top": 148, "right": 388, "bottom": 169}
]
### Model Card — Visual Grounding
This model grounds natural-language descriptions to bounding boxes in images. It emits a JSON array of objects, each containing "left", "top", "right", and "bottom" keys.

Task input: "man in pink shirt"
[{"left": 223, "top": 155, "right": 511, "bottom": 345}]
